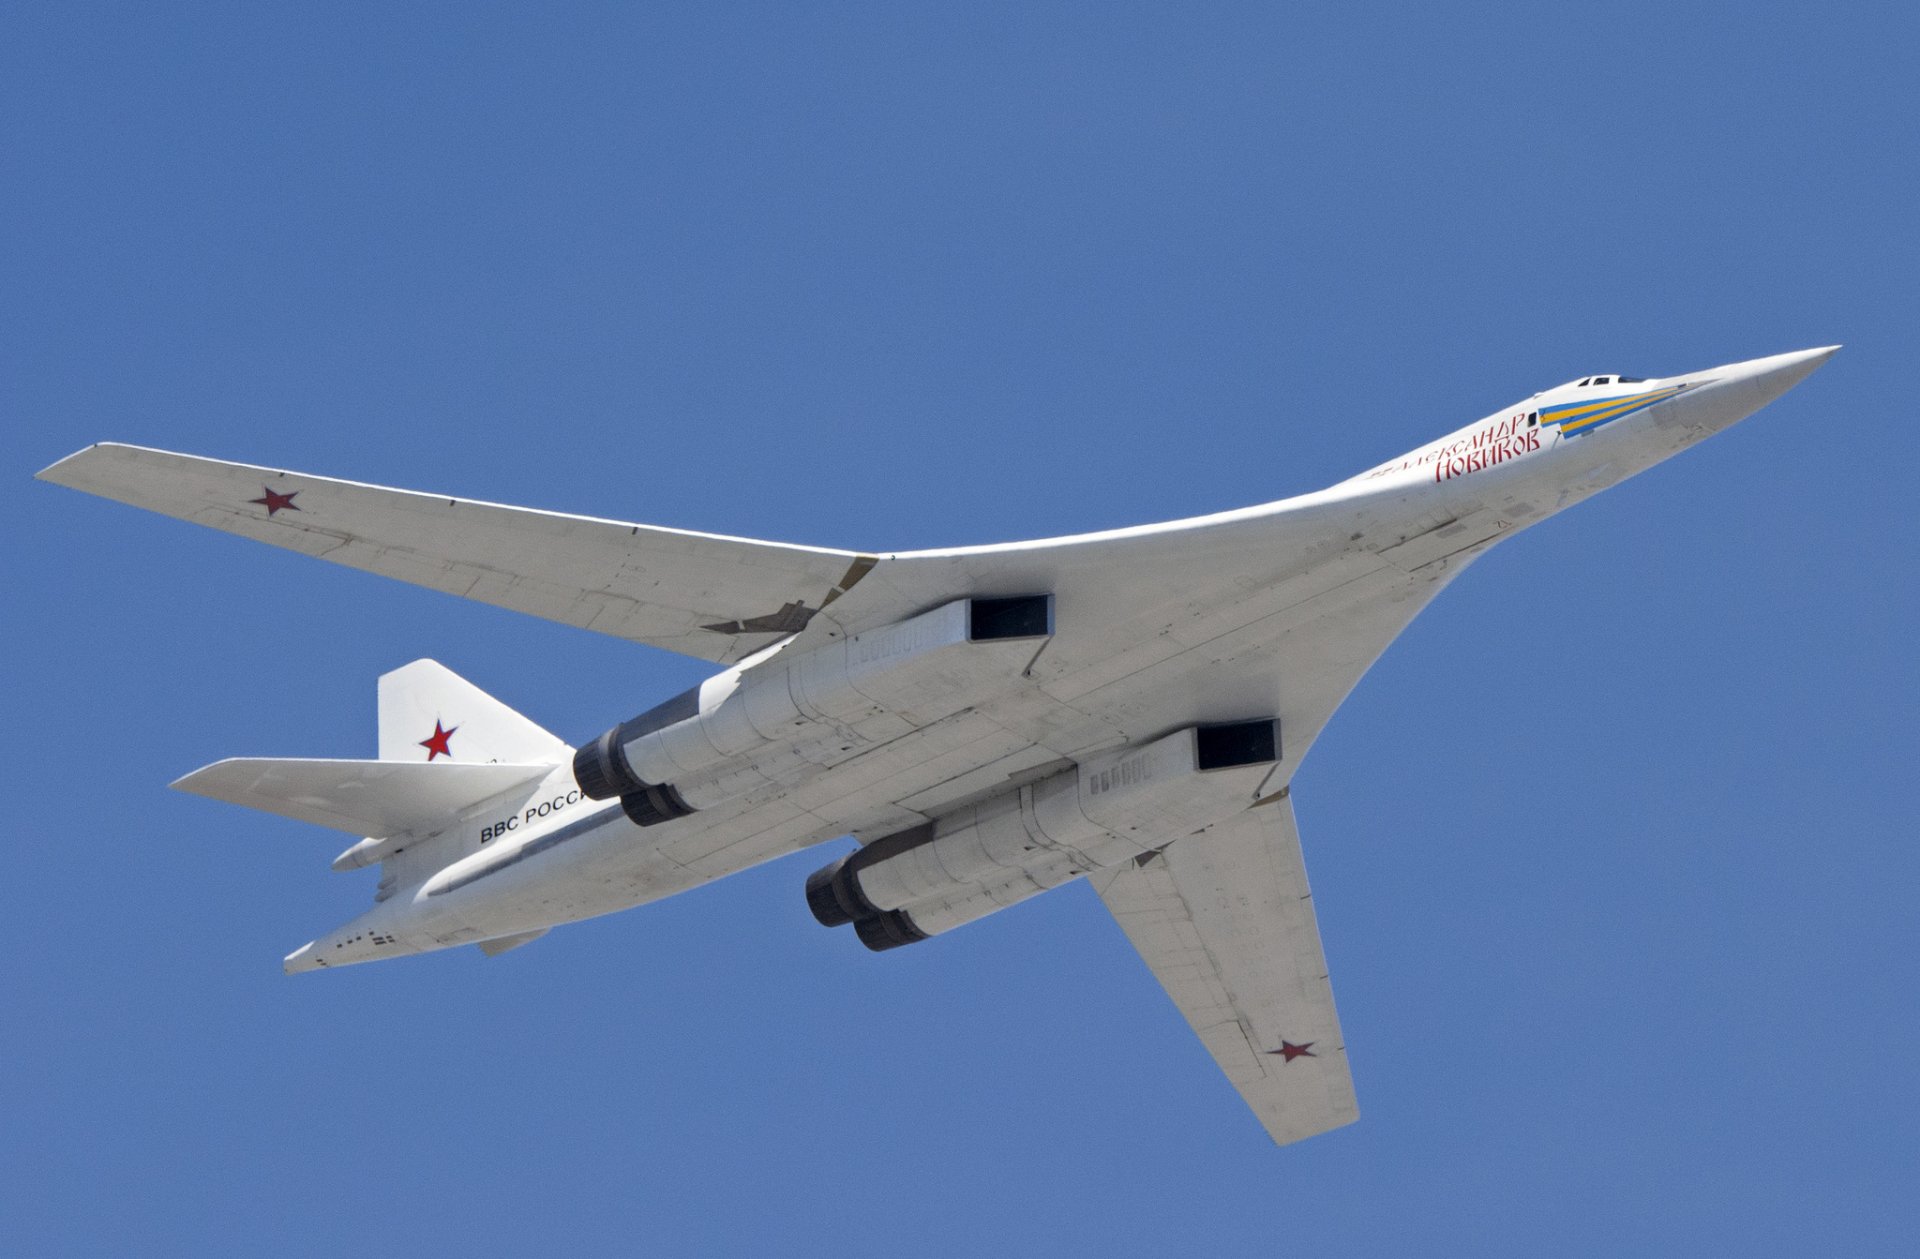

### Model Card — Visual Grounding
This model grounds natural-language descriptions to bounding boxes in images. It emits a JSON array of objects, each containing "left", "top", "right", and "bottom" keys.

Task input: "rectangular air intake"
[
  {"left": 1195, "top": 720, "right": 1280, "bottom": 771},
  {"left": 968, "top": 595, "right": 1053, "bottom": 642}
]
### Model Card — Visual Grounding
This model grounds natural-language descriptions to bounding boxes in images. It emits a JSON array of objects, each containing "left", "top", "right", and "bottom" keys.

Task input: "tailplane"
[
  {"left": 172, "top": 757, "right": 553, "bottom": 838},
  {"left": 173, "top": 659, "right": 570, "bottom": 857},
  {"left": 179, "top": 662, "right": 578, "bottom": 971}
]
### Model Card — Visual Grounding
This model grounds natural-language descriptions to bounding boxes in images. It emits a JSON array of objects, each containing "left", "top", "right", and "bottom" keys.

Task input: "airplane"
[{"left": 35, "top": 345, "right": 1837, "bottom": 1146}]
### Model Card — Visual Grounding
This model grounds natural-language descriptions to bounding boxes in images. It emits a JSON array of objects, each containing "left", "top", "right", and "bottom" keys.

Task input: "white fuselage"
[{"left": 287, "top": 350, "right": 1827, "bottom": 971}]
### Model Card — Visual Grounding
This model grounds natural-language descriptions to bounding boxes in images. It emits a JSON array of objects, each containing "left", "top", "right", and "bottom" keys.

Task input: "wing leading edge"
[
  {"left": 1092, "top": 796, "right": 1357, "bottom": 1146},
  {"left": 36, "top": 443, "right": 880, "bottom": 665}
]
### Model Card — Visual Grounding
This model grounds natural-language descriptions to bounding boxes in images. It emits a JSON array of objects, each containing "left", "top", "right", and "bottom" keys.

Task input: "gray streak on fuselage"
[{"left": 429, "top": 803, "right": 626, "bottom": 897}]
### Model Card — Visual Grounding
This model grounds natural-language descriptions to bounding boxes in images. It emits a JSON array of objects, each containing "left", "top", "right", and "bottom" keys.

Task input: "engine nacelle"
[
  {"left": 806, "top": 718, "right": 1281, "bottom": 948},
  {"left": 573, "top": 595, "right": 1053, "bottom": 825}
]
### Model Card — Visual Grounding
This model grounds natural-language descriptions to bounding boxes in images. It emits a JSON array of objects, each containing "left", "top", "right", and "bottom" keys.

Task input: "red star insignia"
[
  {"left": 419, "top": 721, "right": 457, "bottom": 761},
  {"left": 1269, "top": 1040, "right": 1316, "bottom": 1063},
  {"left": 249, "top": 487, "right": 300, "bottom": 515}
]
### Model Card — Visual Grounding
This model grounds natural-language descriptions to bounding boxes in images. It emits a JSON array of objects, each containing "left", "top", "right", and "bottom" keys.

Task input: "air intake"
[
  {"left": 969, "top": 595, "right": 1053, "bottom": 641},
  {"left": 1195, "top": 720, "right": 1280, "bottom": 771}
]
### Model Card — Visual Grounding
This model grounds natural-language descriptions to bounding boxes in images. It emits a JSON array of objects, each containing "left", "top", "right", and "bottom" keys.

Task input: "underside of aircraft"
[{"left": 36, "top": 346, "right": 1836, "bottom": 1145}]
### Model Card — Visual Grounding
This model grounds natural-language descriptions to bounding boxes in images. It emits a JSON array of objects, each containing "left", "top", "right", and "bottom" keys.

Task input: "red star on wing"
[
  {"left": 1268, "top": 1040, "right": 1316, "bottom": 1063},
  {"left": 419, "top": 721, "right": 457, "bottom": 761},
  {"left": 249, "top": 486, "right": 300, "bottom": 515}
]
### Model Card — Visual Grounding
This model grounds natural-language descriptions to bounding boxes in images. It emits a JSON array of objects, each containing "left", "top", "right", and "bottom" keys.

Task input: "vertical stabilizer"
[{"left": 377, "top": 660, "right": 569, "bottom": 765}]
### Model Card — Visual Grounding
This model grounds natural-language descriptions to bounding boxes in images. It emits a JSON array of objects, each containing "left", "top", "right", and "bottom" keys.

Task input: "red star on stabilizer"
[
  {"left": 420, "top": 721, "right": 457, "bottom": 761},
  {"left": 1269, "top": 1041, "right": 1316, "bottom": 1063},
  {"left": 249, "top": 486, "right": 300, "bottom": 515}
]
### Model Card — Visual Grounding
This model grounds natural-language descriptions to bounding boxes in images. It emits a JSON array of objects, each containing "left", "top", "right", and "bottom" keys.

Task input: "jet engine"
[
  {"left": 805, "top": 719, "right": 1281, "bottom": 949},
  {"left": 573, "top": 596, "right": 1053, "bottom": 828}
]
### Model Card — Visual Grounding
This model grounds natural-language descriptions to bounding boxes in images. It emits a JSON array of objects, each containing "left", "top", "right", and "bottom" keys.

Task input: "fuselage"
[{"left": 287, "top": 348, "right": 1835, "bottom": 972}]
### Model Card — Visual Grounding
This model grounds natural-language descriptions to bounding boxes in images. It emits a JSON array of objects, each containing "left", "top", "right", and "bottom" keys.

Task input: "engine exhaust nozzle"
[{"left": 573, "top": 728, "right": 644, "bottom": 801}]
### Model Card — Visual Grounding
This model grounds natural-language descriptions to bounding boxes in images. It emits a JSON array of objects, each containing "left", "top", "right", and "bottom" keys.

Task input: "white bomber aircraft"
[{"left": 38, "top": 346, "right": 1836, "bottom": 1146}]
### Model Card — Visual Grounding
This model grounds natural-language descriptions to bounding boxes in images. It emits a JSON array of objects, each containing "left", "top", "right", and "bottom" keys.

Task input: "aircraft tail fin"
[
  {"left": 377, "top": 659, "right": 569, "bottom": 766},
  {"left": 173, "top": 660, "right": 568, "bottom": 848}
]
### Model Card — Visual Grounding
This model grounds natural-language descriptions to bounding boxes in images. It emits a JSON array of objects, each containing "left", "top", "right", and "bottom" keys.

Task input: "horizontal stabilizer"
[{"left": 173, "top": 758, "right": 553, "bottom": 837}]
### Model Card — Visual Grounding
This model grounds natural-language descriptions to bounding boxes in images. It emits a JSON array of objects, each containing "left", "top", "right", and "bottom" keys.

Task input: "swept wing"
[
  {"left": 1092, "top": 796, "right": 1357, "bottom": 1146},
  {"left": 36, "top": 443, "right": 879, "bottom": 665}
]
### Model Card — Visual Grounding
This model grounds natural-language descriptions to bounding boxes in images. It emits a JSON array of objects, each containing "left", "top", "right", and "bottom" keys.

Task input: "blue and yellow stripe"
[{"left": 1538, "top": 382, "right": 1692, "bottom": 437}]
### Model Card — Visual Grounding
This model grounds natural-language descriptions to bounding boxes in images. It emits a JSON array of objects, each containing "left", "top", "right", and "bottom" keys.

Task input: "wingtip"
[
  {"left": 35, "top": 442, "right": 166, "bottom": 486},
  {"left": 168, "top": 760, "right": 227, "bottom": 793},
  {"left": 34, "top": 444, "right": 101, "bottom": 485}
]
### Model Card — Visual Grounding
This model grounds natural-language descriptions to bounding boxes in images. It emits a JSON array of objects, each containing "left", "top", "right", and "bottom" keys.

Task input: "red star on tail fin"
[{"left": 419, "top": 721, "right": 457, "bottom": 760}]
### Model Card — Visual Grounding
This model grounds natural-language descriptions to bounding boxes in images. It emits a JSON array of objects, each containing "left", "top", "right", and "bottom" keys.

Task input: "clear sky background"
[{"left": 5, "top": 4, "right": 1915, "bottom": 1255}]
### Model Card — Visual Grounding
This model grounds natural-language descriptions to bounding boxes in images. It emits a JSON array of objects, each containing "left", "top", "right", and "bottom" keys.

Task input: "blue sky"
[{"left": 5, "top": 4, "right": 1914, "bottom": 1254}]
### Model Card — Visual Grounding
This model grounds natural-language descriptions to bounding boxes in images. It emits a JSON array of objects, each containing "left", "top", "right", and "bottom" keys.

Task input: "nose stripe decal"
[{"left": 1539, "top": 383, "right": 1693, "bottom": 436}]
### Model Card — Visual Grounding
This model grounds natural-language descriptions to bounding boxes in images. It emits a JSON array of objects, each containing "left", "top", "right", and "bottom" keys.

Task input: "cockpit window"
[{"left": 1564, "top": 373, "right": 1649, "bottom": 389}]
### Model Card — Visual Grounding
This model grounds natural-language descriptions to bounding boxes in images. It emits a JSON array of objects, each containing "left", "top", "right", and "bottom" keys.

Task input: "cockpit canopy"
[{"left": 1562, "top": 374, "right": 1649, "bottom": 389}]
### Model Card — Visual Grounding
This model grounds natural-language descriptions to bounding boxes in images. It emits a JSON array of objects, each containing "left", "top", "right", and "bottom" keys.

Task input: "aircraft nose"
[
  {"left": 1731, "top": 345, "right": 1842, "bottom": 404},
  {"left": 1661, "top": 345, "right": 1839, "bottom": 436}
]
